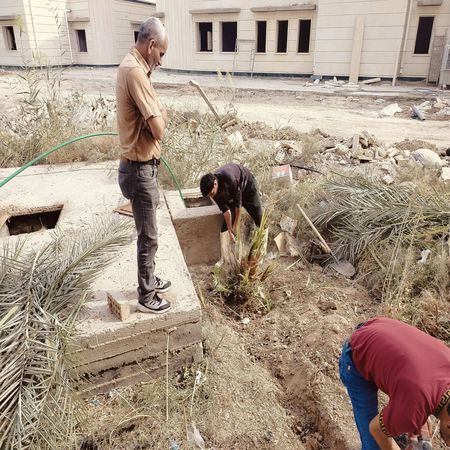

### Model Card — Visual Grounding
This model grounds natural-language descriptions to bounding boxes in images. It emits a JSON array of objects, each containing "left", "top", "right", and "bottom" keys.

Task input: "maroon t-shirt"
[{"left": 351, "top": 317, "right": 450, "bottom": 436}]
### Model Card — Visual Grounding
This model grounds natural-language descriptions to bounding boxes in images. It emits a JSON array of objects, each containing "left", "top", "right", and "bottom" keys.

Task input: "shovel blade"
[{"left": 330, "top": 260, "right": 355, "bottom": 278}]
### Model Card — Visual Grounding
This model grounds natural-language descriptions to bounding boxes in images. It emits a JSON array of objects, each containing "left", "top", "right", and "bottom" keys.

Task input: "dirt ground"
[
  {"left": 1, "top": 67, "right": 449, "bottom": 449},
  {"left": 0, "top": 68, "right": 449, "bottom": 148}
]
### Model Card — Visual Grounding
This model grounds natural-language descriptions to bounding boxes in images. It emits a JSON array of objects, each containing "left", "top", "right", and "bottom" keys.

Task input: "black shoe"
[
  {"left": 137, "top": 294, "right": 171, "bottom": 314},
  {"left": 154, "top": 276, "right": 171, "bottom": 293}
]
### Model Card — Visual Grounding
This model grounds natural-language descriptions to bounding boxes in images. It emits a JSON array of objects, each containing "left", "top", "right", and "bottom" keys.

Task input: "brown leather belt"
[{"left": 120, "top": 157, "right": 160, "bottom": 166}]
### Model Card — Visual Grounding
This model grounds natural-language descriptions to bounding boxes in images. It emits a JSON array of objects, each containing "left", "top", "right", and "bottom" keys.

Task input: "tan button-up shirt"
[{"left": 116, "top": 48, "right": 164, "bottom": 161}]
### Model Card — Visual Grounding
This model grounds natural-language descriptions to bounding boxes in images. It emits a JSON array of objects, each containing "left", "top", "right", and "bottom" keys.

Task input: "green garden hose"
[{"left": 0, "top": 132, "right": 185, "bottom": 202}]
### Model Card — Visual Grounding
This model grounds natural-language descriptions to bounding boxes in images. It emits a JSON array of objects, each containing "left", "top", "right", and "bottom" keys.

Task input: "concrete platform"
[
  {"left": 0, "top": 161, "right": 203, "bottom": 395},
  {"left": 165, "top": 188, "right": 222, "bottom": 265}
]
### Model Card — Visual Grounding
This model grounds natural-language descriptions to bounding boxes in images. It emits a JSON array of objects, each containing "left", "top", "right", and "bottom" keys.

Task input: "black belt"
[{"left": 121, "top": 157, "right": 160, "bottom": 166}]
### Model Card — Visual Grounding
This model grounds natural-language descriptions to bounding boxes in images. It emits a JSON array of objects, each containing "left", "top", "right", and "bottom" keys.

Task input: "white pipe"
[
  {"left": 64, "top": 9, "right": 73, "bottom": 64},
  {"left": 399, "top": 0, "right": 413, "bottom": 75},
  {"left": 26, "top": 0, "right": 40, "bottom": 66}
]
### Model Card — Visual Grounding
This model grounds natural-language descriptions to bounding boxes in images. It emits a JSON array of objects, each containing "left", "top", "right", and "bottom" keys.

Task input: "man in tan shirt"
[{"left": 117, "top": 17, "right": 171, "bottom": 314}]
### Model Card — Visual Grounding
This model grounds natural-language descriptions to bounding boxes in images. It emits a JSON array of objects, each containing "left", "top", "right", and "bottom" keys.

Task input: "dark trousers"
[
  {"left": 221, "top": 176, "right": 263, "bottom": 232},
  {"left": 118, "top": 159, "right": 159, "bottom": 303}
]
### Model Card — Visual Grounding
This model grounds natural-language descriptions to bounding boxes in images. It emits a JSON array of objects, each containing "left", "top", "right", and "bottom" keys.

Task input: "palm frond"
[
  {"left": 0, "top": 217, "right": 133, "bottom": 449},
  {"left": 314, "top": 176, "right": 450, "bottom": 264}
]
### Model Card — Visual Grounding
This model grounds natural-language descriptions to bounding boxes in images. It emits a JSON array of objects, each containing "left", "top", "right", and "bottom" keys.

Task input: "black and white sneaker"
[
  {"left": 137, "top": 294, "right": 171, "bottom": 314},
  {"left": 154, "top": 276, "right": 171, "bottom": 293}
]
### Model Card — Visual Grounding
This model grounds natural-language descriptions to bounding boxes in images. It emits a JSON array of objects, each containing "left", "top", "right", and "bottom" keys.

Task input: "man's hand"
[
  {"left": 369, "top": 415, "right": 402, "bottom": 450},
  {"left": 228, "top": 229, "right": 236, "bottom": 243}
]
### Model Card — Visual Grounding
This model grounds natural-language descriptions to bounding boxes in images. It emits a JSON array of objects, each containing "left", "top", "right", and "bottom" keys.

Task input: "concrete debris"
[
  {"left": 361, "top": 77, "right": 381, "bottom": 84},
  {"left": 441, "top": 167, "right": 450, "bottom": 181},
  {"left": 418, "top": 249, "right": 431, "bottom": 265},
  {"left": 411, "top": 105, "right": 425, "bottom": 121},
  {"left": 241, "top": 317, "right": 251, "bottom": 325},
  {"left": 313, "top": 78, "right": 320, "bottom": 85},
  {"left": 382, "top": 175, "right": 395, "bottom": 185},
  {"left": 379, "top": 103, "right": 402, "bottom": 118},
  {"left": 411, "top": 148, "right": 443, "bottom": 169},
  {"left": 434, "top": 101, "right": 447, "bottom": 110},
  {"left": 374, "top": 98, "right": 386, "bottom": 104},
  {"left": 274, "top": 231, "right": 301, "bottom": 257},
  {"left": 272, "top": 165, "right": 293, "bottom": 187},
  {"left": 436, "top": 107, "right": 450, "bottom": 116},
  {"left": 279, "top": 215, "right": 298, "bottom": 234},
  {"left": 225, "top": 130, "right": 244, "bottom": 148},
  {"left": 418, "top": 100, "right": 432, "bottom": 111}
]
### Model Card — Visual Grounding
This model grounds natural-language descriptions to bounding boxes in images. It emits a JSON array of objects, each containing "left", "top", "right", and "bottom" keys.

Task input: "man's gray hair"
[{"left": 137, "top": 17, "right": 166, "bottom": 44}]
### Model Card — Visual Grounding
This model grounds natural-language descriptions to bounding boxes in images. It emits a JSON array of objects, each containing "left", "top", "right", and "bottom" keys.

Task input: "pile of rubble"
[{"left": 269, "top": 129, "right": 450, "bottom": 186}]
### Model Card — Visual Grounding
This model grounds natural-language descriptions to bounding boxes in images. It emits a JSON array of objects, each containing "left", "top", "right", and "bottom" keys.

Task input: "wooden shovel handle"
[{"left": 297, "top": 204, "right": 332, "bottom": 254}]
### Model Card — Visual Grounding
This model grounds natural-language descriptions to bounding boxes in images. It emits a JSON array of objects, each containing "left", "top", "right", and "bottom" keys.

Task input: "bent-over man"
[
  {"left": 116, "top": 18, "right": 171, "bottom": 314},
  {"left": 200, "top": 163, "right": 263, "bottom": 243},
  {"left": 340, "top": 317, "right": 450, "bottom": 449}
]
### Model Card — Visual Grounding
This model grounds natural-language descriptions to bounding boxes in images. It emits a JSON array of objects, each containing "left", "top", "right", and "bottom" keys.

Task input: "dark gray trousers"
[{"left": 118, "top": 159, "right": 159, "bottom": 303}]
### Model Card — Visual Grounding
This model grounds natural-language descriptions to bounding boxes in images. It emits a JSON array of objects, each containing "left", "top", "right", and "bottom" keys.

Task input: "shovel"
[{"left": 297, "top": 205, "right": 355, "bottom": 278}]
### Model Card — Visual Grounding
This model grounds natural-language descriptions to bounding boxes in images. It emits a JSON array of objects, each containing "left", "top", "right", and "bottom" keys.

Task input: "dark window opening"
[
  {"left": 134, "top": 31, "right": 139, "bottom": 43},
  {"left": 256, "top": 21, "right": 267, "bottom": 53},
  {"left": 6, "top": 206, "right": 63, "bottom": 236},
  {"left": 4, "top": 26, "right": 17, "bottom": 51},
  {"left": 298, "top": 19, "right": 311, "bottom": 53},
  {"left": 222, "top": 21, "right": 237, "bottom": 52},
  {"left": 414, "top": 16, "right": 434, "bottom": 54},
  {"left": 277, "top": 20, "right": 288, "bottom": 53},
  {"left": 198, "top": 22, "right": 213, "bottom": 52},
  {"left": 76, "top": 29, "right": 88, "bottom": 52}
]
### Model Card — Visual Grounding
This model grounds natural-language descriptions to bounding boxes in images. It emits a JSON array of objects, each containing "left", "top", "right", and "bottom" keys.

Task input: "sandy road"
[{"left": 1, "top": 67, "right": 449, "bottom": 147}]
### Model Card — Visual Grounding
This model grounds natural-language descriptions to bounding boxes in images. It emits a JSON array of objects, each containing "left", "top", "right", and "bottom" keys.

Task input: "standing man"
[
  {"left": 340, "top": 317, "right": 450, "bottom": 449},
  {"left": 200, "top": 163, "right": 263, "bottom": 243},
  {"left": 116, "top": 18, "right": 171, "bottom": 314}
]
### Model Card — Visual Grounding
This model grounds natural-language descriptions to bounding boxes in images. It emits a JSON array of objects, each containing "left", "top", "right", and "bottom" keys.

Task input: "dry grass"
[{"left": 79, "top": 310, "right": 301, "bottom": 450}]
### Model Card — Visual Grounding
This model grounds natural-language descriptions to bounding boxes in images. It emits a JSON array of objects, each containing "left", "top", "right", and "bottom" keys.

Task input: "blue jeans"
[
  {"left": 118, "top": 159, "right": 159, "bottom": 303},
  {"left": 339, "top": 340, "right": 379, "bottom": 450}
]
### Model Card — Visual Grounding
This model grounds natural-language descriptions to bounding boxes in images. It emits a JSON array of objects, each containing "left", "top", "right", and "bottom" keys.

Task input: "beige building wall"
[
  {"left": 158, "top": 0, "right": 317, "bottom": 74},
  {"left": 157, "top": 0, "right": 450, "bottom": 80},
  {"left": 402, "top": 0, "right": 450, "bottom": 77},
  {"left": 0, "top": 0, "right": 155, "bottom": 66},
  {"left": 0, "top": 1, "right": 28, "bottom": 66},
  {"left": 314, "top": 0, "right": 408, "bottom": 77}
]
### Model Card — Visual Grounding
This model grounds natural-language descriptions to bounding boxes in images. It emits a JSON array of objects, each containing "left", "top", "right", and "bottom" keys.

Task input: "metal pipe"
[
  {"left": 64, "top": 9, "right": 74, "bottom": 64},
  {"left": 26, "top": 0, "right": 40, "bottom": 66}
]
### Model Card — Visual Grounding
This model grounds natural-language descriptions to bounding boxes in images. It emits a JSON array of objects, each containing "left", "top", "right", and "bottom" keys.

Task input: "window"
[
  {"left": 298, "top": 19, "right": 311, "bottom": 53},
  {"left": 256, "top": 21, "right": 266, "bottom": 53},
  {"left": 134, "top": 31, "right": 139, "bottom": 43},
  {"left": 277, "top": 20, "right": 288, "bottom": 53},
  {"left": 198, "top": 22, "right": 212, "bottom": 52},
  {"left": 414, "top": 16, "right": 434, "bottom": 54},
  {"left": 222, "top": 21, "right": 237, "bottom": 52},
  {"left": 76, "top": 29, "right": 87, "bottom": 52},
  {"left": 3, "top": 26, "right": 17, "bottom": 51}
]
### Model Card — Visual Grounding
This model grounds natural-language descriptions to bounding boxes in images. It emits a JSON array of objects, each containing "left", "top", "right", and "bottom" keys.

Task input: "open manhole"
[
  {"left": 184, "top": 196, "right": 213, "bottom": 208},
  {"left": 2, "top": 205, "right": 63, "bottom": 236}
]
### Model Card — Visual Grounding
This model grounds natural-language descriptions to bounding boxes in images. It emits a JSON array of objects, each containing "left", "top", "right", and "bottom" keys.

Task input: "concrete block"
[
  {"left": 272, "top": 165, "right": 293, "bottom": 187},
  {"left": 78, "top": 342, "right": 203, "bottom": 396},
  {"left": 165, "top": 188, "right": 223, "bottom": 265},
  {"left": 106, "top": 290, "right": 130, "bottom": 321}
]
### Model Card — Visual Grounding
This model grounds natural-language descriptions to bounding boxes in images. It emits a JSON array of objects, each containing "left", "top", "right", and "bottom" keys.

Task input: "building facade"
[
  {"left": 0, "top": 0, "right": 155, "bottom": 66},
  {"left": 155, "top": 0, "right": 450, "bottom": 81}
]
